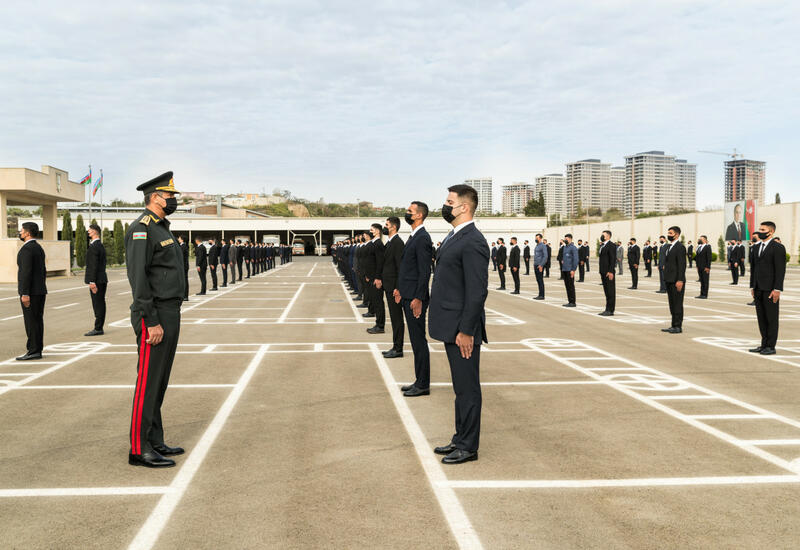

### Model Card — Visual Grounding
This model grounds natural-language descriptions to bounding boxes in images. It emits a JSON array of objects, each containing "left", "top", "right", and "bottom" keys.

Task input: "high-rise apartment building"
[
  {"left": 610, "top": 166, "right": 625, "bottom": 212},
  {"left": 565, "top": 159, "right": 611, "bottom": 216},
  {"left": 725, "top": 159, "right": 765, "bottom": 206},
  {"left": 534, "top": 174, "right": 567, "bottom": 219},
  {"left": 501, "top": 182, "right": 535, "bottom": 215},
  {"left": 464, "top": 178, "right": 493, "bottom": 214},
  {"left": 623, "top": 151, "right": 696, "bottom": 218}
]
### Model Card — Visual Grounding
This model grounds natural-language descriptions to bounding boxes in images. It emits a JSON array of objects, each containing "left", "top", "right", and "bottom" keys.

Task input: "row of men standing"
[{"left": 189, "top": 240, "right": 293, "bottom": 295}]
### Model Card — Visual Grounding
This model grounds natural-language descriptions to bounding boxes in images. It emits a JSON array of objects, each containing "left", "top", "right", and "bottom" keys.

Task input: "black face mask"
[
  {"left": 667, "top": 235, "right": 675, "bottom": 242},
  {"left": 404, "top": 213, "right": 414, "bottom": 225},
  {"left": 441, "top": 204, "right": 456, "bottom": 223},
  {"left": 756, "top": 231, "right": 769, "bottom": 240},
  {"left": 163, "top": 197, "right": 178, "bottom": 215},
  {"left": 382, "top": 227, "right": 389, "bottom": 236},
  {"left": 599, "top": 235, "right": 605, "bottom": 242},
  {"left": 19, "top": 234, "right": 26, "bottom": 242}
]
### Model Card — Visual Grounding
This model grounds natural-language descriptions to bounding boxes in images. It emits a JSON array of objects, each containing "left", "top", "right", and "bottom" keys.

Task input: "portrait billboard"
[{"left": 724, "top": 200, "right": 756, "bottom": 242}]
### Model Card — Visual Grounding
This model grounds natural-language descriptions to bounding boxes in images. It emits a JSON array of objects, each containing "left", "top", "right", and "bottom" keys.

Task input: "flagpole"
[
  {"left": 88, "top": 164, "right": 92, "bottom": 224},
  {"left": 100, "top": 169, "right": 104, "bottom": 231}
]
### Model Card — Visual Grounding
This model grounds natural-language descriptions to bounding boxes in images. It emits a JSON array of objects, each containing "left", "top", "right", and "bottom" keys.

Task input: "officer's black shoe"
[
  {"left": 403, "top": 386, "right": 429, "bottom": 397},
  {"left": 196, "top": 292, "right": 206, "bottom": 296},
  {"left": 366, "top": 325, "right": 384, "bottom": 334},
  {"left": 748, "top": 346, "right": 764, "bottom": 353},
  {"left": 442, "top": 449, "right": 478, "bottom": 464},
  {"left": 627, "top": 286, "right": 637, "bottom": 290},
  {"left": 84, "top": 329, "right": 104, "bottom": 336},
  {"left": 401, "top": 384, "right": 416, "bottom": 392},
  {"left": 362, "top": 313, "right": 375, "bottom": 318},
  {"left": 434, "top": 443, "right": 457, "bottom": 455},
  {"left": 656, "top": 290, "right": 667, "bottom": 294},
  {"left": 383, "top": 349, "right": 404, "bottom": 359},
  {"left": 760, "top": 347, "right": 777, "bottom": 355},
  {"left": 153, "top": 444, "right": 185, "bottom": 456},
  {"left": 129, "top": 451, "right": 175, "bottom": 468},
  {"left": 16, "top": 352, "right": 42, "bottom": 361}
]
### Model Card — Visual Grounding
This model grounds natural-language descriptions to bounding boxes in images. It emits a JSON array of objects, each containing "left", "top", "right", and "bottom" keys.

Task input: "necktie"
[{"left": 440, "top": 231, "right": 454, "bottom": 248}]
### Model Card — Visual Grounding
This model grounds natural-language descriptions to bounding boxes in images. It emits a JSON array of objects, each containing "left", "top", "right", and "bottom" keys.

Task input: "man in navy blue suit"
[
  {"left": 561, "top": 234, "right": 578, "bottom": 307},
  {"left": 429, "top": 184, "right": 489, "bottom": 464},
  {"left": 393, "top": 202, "right": 433, "bottom": 396}
]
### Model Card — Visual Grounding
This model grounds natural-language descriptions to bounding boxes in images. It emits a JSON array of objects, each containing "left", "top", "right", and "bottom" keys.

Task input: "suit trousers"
[
  {"left": 524, "top": 258, "right": 530, "bottom": 275},
  {"left": 385, "top": 287, "right": 404, "bottom": 351},
  {"left": 585, "top": 259, "right": 590, "bottom": 272},
  {"left": 90, "top": 283, "right": 107, "bottom": 330},
  {"left": 563, "top": 272, "right": 576, "bottom": 304},
  {"left": 578, "top": 262, "right": 585, "bottom": 282},
  {"left": 221, "top": 264, "right": 228, "bottom": 286},
  {"left": 498, "top": 267, "right": 506, "bottom": 288},
  {"left": 602, "top": 274, "right": 616, "bottom": 313},
  {"left": 197, "top": 267, "right": 207, "bottom": 293},
  {"left": 698, "top": 268, "right": 709, "bottom": 297},
  {"left": 544, "top": 265, "right": 550, "bottom": 277},
  {"left": 645, "top": 261, "right": 652, "bottom": 277},
  {"left": 371, "top": 283, "right": 385, "bottom": 328},
  {"left": 21, "top": 294, "right": 46, "bottom": 354},
  {"left": 534, "top": 267, "right": 545, "bottom": 297},
  {"left": 617, "top": 259, "right": 623, "bottom": 274},
  {"left": 183, "top": 268, "right": 189, "bottom": 298},
  {"left": 245, "top": 261, "right": 251, "bottom": 277},
  {"left": 130, "top": 301, "right": 180, "bottom": 455},
  {"left": 210, "top": 265, "right": 218, "bottom": 288},
  {"left": 444, "top": 342, "right": 481, "bottom": 452},
  {"left": 658, "top": 266, "right": 666, "bottom": 291},
  {"left": 229, "top": 263, "right": 236, "bottom": 284},
  {"left": 492, "top": 259, "right": 497, "bottom": 271},
  {"left": 730, "top": 264, "right": 739, "bottom": 284},
  {"left": 754, "top": 289, "right": 780, "bottom": 348},
  {"left": 402, "top": 299, "right": 430, "bottom": 389},
  {"left": 237, "top": 259, "right": 243, "bottom": 280},
  {"left": 740, "top": 262, "right": 745, "bottom": 276},
  {"left": 666, "top": 281, "right": 685, "bottom": 328},
  {"left": 688, "top": 256, "right": 693, "bottom": 268},
  {"left": 511, "top": 269, "right": 520, "bottom": 292},
  {"left": 629, "top": 265, "right": 638, "bottom": 288}
]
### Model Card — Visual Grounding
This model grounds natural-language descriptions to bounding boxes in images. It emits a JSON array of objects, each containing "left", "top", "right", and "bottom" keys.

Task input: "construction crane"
[{"left": 697, "top": 148, "right": 744, "bottom": 159}]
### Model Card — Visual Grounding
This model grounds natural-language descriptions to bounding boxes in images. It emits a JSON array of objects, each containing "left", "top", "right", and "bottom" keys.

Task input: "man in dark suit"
[
  {"left": 661, "top": 226, "right": 687, "bottom": 334},
  {"left": 227, "top": 238, "right": 238, "bottom": 284},
  {"left": 737, "top": 240, "right": 746, "bottom": 277},
  {"left": 523, "top": 240, "right": 531, "bottom": 275},
  {"left": 380, "top": 216, "right": 405, "bottom": 355},
  {"left": 728, "top": 240, "right": 741, "bottom": 285},
  {"left": 686, "top": 241, "right": 694, "bottom": 268},
  {"left": 532, "top": 233, "right": 547, "bottom": 299},
  {"left": 657, "top": 235, "right": 668, "bottom": 293},
  {"left": 85, "top": 224, "right": 108, "bottom": 335},
  {"left": 16, "top": 222, "right": 47, "bottom": 360},
  {"left": 694, "top": 235, "right": 711, "bottom": 299},
  {"left": 557, "top": 240, "right": 565, "bottom": 280},
  {"left": 194, "top": 236, "right": 208, "bottom": 295},
  {"left": 598, "top": 230, "right": 616, "bottom": 315},
  {"left": 429, "top": 185, "right": 489, "bottom": 464},
  {"left": 235, "top": 240, "right": 244, "bottom": 281},
  {"left": 495, "top": 238, "right": 507, "bottom": 290},
  {"left": 544, "top": 240, "right": 552, "bottom": 277},
  {"left": 365, "top": 224, "right": 385, "bottom": 334},
  {"left": 394, "top": 202, "right": 433, "bottom": 396},
  {"left": 627, "top": 237, "right": 640, "bottom": 290},
  {"left": 220, "top": 238, "right": 229, "bottom": 287},
  {"left": 490, "top": 242, "right": 497, "bottom": 271},
  {"left": 208, "top": 237, "right": 219, "bottom": 290},
  {"left": 576, "top": 239, "right": 587, "bottom": 282},
  {"left": 582, "top": 242, "right": 591, "bottom": 272},
  {"left": 561, "top": 235, "right": 578, "bottom": 307},
  {"left": 749, "top": 221, "right": 786, "bottom": 355},
  {"left": 509, "top": 237, "right": 521, "bottom": 294},
  {"left": 643, "top": 240, "right": 653, "bottom": 277},
  {"left": 178, "top": 235, "right": 190, "bottom": 299},
  {"left": 725, "top": 203, "right": 745, "bottom": 241}
]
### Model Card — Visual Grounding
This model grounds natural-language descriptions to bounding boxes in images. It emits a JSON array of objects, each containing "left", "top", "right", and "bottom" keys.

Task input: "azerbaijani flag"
[
  {"left": 80, "top": 169, "right": 92, "bottom": 186},
  {"left": 92, "top": 171, "right": 103, "bottom": 197},
  {"left": 744, "top": 199, "right": 756, "bottom": 240}
]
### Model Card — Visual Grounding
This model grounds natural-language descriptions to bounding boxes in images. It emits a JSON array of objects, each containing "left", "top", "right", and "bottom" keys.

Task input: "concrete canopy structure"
[{"left": 0, "top": 165, "right": 84, "bottom": 282}]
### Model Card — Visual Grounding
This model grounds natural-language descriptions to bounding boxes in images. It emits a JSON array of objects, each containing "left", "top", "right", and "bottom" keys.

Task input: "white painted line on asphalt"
[
  {"left": 1, "top": 314, "right": 23, "bottom": 321},
  {"left": 339, "top": 278, "right": 367, "bottom": 323},
  {"left": 0, "top": 277, "right": 129, "bottom": 302},
  {"left": 397, "top": 381, "right": 603, "bottom": 387},
  {"left": 53, "top": 302, "right": 79, "bottom": 310},
  {"left": 443, "top": 475, "right": 800, "bottom": 489},
  {"left": 688, "top": 414, "right": 771, "bottom": 420},
  {"left": 740, "top": 439, "right": 800, "bottom": 446},
  {"left": 278, "top": 283, "right": 304, "bottom": 323},
  {"left": 128, "top": 344, "right": 269, "bottom": 550},
  {"left": 369, "top": 343, "right": 483, "bottom": 550},
  {"left": 0, "top": 486, "right": 175, "bottom": 498},
  {"left": 307, "top": 263, "right": 316, "bottom": 277}
]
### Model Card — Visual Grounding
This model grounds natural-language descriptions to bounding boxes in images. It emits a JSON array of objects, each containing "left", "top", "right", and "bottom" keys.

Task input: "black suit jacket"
[
  {"left": 220, "top": 243, "right": 229, "bottom": 264},
  {"left": 398, "top": 227, "right": 433, "bottom": 302},
  {"left": 627, "top": 245, "right": 640, "bottom": 266},
  {"left": 695, "top": 244, "right": 712, "bottom": 270},
  {"left": 643, "top": 246, "right": 652, "bottom": 261},
  {"left": 687, "top": 245, "right": 693, "bottom": 258},
  {"left": 360, "top": 240, "right": 378, "bottom": 279},
  {"left": 509, "top": 245, "right": 520, "bottom": 269},
  {"left": 523, "top": 245, "right": 531, "bottom": 259},
  {"left": 180, "top": 241, "right": 189, "bottom": 270},
  {"left": 545, "top": 245, "right": 552, "bottom": 267},
  {"left": 85, "top": 239, "right": 108, "bottom": 284},
  {"left": 496, "top": 246, "right": 507, "bottom": 269},
  {"left": 381, "top": 235, "right": 405, "bottom": 291},
  {"left": 750, "top": 240, "right": 786, "bottom": 292},
  {"left": 598, "top": 241, "right": 616, "bottom": 274},
  {"left": 208, "top": 243, "right": 220, "bottom": 266},
  {"left": 17, "top": 240, "right": 47, "bottom": 296},
  {"left": 725, "top": 221, "right": 745, "bottom": 242},
  {"left": 429, "top": 223, "right": 489, "bottom": 344},
  {"left": 663, "top": 241, "right": 687, "bottom": 283},
  {"left": 195, "top": 243, "right": 208, "bottom": 269}
]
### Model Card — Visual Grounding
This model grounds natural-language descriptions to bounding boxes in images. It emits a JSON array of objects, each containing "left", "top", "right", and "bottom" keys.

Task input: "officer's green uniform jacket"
[{"left": 125, "top": 208, "right": 186, "bottom": 327}]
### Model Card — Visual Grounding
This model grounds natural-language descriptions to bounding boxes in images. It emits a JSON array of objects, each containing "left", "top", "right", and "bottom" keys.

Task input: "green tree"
[
  {"left": 602, "top": 208, "right": 625, "bottom": 222},
  {"left": 75, "top": 215, "right": 87, "bottom": 268},
  {"left": 113, "top": 219, "right": 125, "bottom": 264},
  {"left": 61, "top": 211, "right": 74, "bottom": 263},
  {"left": 102, "top": 227, "right": 114, "bottom": 260},
  {"left": 523, "top": 192, "right": 546, "bottom": 216},
  {"left": 717, "top": 235, "right": 726, "bottom": 262}
]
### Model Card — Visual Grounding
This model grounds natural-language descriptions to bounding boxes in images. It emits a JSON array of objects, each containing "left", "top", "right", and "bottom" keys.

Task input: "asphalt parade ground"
[{"left": 2, "top": 257, "right": 800, "bottom": 549}]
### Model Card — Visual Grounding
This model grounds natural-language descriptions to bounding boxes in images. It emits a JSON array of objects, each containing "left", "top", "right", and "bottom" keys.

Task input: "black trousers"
[
  {"left": 754, "top": 289, "right": 779, "bottom": 348},
  {"left": 578, "top": 262, "right": 585, "bottom": 282},
  {"left": 740, "top": 262, "right": 745, "bottom": 276},
  {"left": 645, "top": 261, "right": 652, "bottom": 277},
  {"left": 602, "top": 273, "right": 616, "bottom": 312},
  {"left": 585, "top": 259, "right": 590, "bottom": 272},
  {"left": 237, "top": 260, "right": 243, "bottom": 280},
  {"left": 511, "top": 268, "right": 520, "bottom": 292},
  {"left": 563, "top": 273, "right": 576, "bottom": 304},
  {"left": 534, "top": 266, "right": 545, "bottom": 297},
  {"left": 666, "top": 281, "right": 685, "bottom": 328},
  {"left": 371, "top": 283, "right": 385, "bottom": 328},
  {"left": 21, "top": 294, "right": 46, "bottom": 354},
  {"left": 698, "top": 268, "right": 709, "bottom": 297},
  {"left": 444, "top": 342, "right": 481, "bottom": 452},
  {"left": 544, "top": 265, "right": 550, "bottom": 277},
  {"left": 730, "top": 264, "right": 739, "bottom": 284},
  {"left": 658, "top": 266, "right": 666, "bottom": 291},
  {"left": 498, "top": 267, "right": 506, "bottom": 288},
  {"left": 688, "top": 256, "right": 693, "bottom": 268},
  {"left": 221, "top": 264, "right": 228, "bottom": 286},
  {"left": 403, "top": 299, "right": 430, "bottom": 389},
  {"left": 197, "top": 267, "right": 207, "bottom": 293},
  {"left": 492, "top": 259, "right": 497, "bottom": 271},
  {"left": 210, "top": 264, "right": 218, "bottom": 288},
  {"left": 130, "top": 301, "right": 181, "bottom": 455},
  {"left": 245, "top": 261, "right": 251, "bottom": 277},
  {"left": 90, "top": 283, "right": 107, "bottom": 330},
  {"left": 629, "top": 265, "right": 638, "bottom": 288},
  {"left": 385, "top": 287, "right": 404, "bottom": 350},
  {"left": 558, "top": 261, "right": 563, "bottom": 279},
  {"left": 524, "top": 258, "right": 530, "bottom": 275},
  {"left": 183, "top": 269, "right": 189, "bottom": 298}
]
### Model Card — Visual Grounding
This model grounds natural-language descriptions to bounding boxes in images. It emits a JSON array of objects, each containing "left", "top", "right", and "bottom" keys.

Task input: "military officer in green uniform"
[{"left": 125, "top": 171, "right": 186, "bottom": 468}]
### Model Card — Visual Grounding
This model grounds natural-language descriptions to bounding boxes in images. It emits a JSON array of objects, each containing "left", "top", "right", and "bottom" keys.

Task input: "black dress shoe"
[
  {"left": 195, "top": 292, "right": 206, "bottom": 296},
  {"left": 562, "top": 303, "right": 576, "bottom": 307},
  {"left": 747, "top": 301, "right": 756, "bottom": 306},
  {"left": 366, "top": 326, "right": 385, "bottom": 334},
  {"left": 748, "top": 346, "right": 764, "bottom": 353},
  {"left": 627, "top": 286, "right": 637, "bottom": 290},
  {"left": 533, "top": 296, "right": 544, "bottom": 300},
  {"left": 404, "top": 386, "right": 429, "bottom": 397},
  {"left": 84, "top": 329, "right": 104, "bottom": 336},
  {"left": 357, "top": 303, "right": 368, "bottom": 308},
  {"left": 153, "top": 444, "right": 185, "bottom": 456},
  {"left": 496, "top": 286, "right": 506, "bottom": 290},
  {"left": 510, "top": 291, "right": 520, "bottom": 294},
  {"left": 210, "top": 287, "right": 218, "bottom": 291},
  {"left": 695, "top": 295, "right": 707, "bottom": 299},
  {"left": 598, "top": 311, "right": 613, "bottom": 316},
  {"left": 16, "top": 352, "right": 42, "bottom": 361},
  {"left": 400, "top": 384, "right": 416, "bottom": 392},
  {"left": 442, "top": 449, "right": 478, "bottom": 464},
  {"left": 434, "top": 443, "right": 457, "bottom": 455},
  {"left": 760, "top": 347, "right": 777, "bottom": 355},
  {"left": 656, "top": 290, "right": 667, "bottom": 294},
  {"left": 128, "top": 450, "right": 175, "bottom": 468},
  {"left": 661, "top": 327, "right": 682, "bottom": 334},
  {"left": 362, "top": 313, "right": 375, "bottom": 318},
  {"left": 383, "top": 349, "right": 404, "bottom": 359}
]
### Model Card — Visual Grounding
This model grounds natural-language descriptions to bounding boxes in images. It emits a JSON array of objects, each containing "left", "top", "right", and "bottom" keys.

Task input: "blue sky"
[{"left": 1, "top": 1, "right": 798, "bottom": 211}]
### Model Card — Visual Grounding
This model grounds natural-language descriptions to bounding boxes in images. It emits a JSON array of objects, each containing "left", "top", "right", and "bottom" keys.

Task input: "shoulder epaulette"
[{"left": 139, "top": 215, "right": 151, "bottom": 226}]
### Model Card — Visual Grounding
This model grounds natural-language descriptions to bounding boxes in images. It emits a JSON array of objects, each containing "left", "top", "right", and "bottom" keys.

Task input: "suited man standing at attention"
[
  {"left": 394, "top": 201, "right": 433, "bottom": 396},
  {"left": 582, "top": 241, "right": 591, "bottom": 272},
  {"left": 490, "top": 242, "right": 497, "bottom": 271},
  {"left": 380, "top": 216, "right": 405, "bottom": 356},
  {"left": 627, "top": 238, "right": 640, "bottom": 290},
  {"left": 544, "top": 239, "right": 552, "bottom": 277},
  {"left": 208, "top": 237, "right": 219, "bottom": 290},
  {"left": 686, "top": 240, "right": 694, "bottom": 268},
  {"left": 557, "top": 239, "right": 565, "bottom": 280},
  {"left": 643, "top": 240, "right": 653, "bottom": 277},
  {"left": 561, "top": 234, "right": 578, "bottom": 307},
  {"left": 738, "top": 240, "right": 746, "bottom": 277},
  {"left": 85, "top": 223, "right": 108, "bottom": 336},
  {"left": 657, "top": 235, "right": 668, "bottom": 293},
  {"left": 523, "top": 240, "right": 531, "bottom": 275},
  {"left": 228, "top": 238, "right": 238, "bottom": 284},
  {"left": 365, "top": 223, "right": 386, "bottom": 334},
  {"left": 694, "top": 235, "right": 711, "bottom": 299},
  {"left": 16, "top": 222, "right": 47, "bottom": 361},
  {"left": 615, "top": 240, "right": 624, "bottom": 274},
  {"left": 576, "top": 239, "right": 587, "bottom": 282},
  {"left": 532, "top": 233, "right": 547, "bottom": 300},
  {"left": 219, "top": 238, "right": 229, "bottom": 287},
  {"left": 729, "top": 240, "right": 741, "bottom": 285},
  {"left": 177, "top": 235, "right": 190, "bottom": 300},
  {"left": 598, "top": 230, "right": 616, "bottom": 316},
  {"left": 749, "top": 221, "right": 785, "bottom": 355},
  {"left": 509, "top": 237, "right": 521, "bottom": 294},
  {"left": 194, "top": 236, "right": 208, "bottom": 295},
  {"left": 495, "top": 238, "right": 507, "bottom": 290},
  {"left": 429, "top": 184, "right": 489, "bottom": 464},
  {"left": 661, "top": 226, "right": 687, "bottom": 334}
]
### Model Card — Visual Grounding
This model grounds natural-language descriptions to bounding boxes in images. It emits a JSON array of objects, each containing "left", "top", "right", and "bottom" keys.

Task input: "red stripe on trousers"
[
  {"left": 131, "top": 320, "right": 146, "bottom": 454},
  {"left": 132, "top": 320, "right": 151, "bottom": 455}
]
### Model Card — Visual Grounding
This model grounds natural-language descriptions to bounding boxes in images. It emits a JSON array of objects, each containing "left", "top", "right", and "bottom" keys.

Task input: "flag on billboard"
[{"left": 744, "top": 199, "right": 756, "bottom": 239}]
